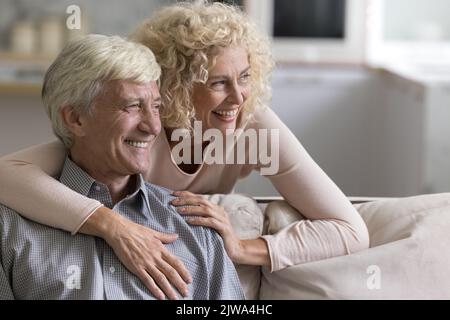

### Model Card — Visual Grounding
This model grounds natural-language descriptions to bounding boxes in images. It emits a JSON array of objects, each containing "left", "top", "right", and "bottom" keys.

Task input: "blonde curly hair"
[{"left": 130, "top": 0, "right": 274, "bottom": 130}]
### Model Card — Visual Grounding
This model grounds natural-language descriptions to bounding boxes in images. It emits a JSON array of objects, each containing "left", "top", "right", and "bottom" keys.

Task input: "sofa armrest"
[{"left": 253, "top": 196, "right": 396, "bottom": 205}]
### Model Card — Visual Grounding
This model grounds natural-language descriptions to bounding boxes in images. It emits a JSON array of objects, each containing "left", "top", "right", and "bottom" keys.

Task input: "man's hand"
[{"left": 79, "top": 206, "right": 192, "bottom": 300}]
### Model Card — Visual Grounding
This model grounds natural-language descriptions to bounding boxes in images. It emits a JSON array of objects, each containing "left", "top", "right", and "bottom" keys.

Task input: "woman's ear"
[{"left": 60, "top": 106, "right": 87, "bottom": 137}]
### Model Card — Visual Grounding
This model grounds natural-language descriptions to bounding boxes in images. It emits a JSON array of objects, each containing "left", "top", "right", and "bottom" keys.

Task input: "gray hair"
[{"left": 42, "top": 34, "right": 161, "bottom": 147}]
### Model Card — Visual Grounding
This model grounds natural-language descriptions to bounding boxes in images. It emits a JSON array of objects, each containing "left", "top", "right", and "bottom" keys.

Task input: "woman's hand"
[
  {"left": 79, "top": 206, "right": 192, "bottom": 300},
  {"left": 171, "top": 191, "right": 244, "bottom": 262}
]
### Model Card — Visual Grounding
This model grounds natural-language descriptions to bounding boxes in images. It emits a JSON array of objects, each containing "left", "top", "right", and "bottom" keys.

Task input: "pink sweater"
[{"left": 0, "top": 108, "right": 369, "bottom": 271}]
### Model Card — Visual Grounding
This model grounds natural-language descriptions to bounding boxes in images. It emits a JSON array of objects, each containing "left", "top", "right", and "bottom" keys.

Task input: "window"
[{"left": 366, "top": 0, "right": 450, "bottom": 68}]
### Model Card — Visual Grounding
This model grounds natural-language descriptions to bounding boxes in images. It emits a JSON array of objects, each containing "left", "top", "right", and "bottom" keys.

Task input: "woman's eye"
[
  {"left": 240, "top": 73, "right": 251, "bottom": 82},
  {"left": 210, "top": 80, "right": 226, "bottom": 88}
]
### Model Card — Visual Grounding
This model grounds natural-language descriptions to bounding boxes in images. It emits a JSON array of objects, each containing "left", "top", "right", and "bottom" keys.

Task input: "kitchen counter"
[
  {"left": 381, "top": 62, "right": 450, "bottom": 87},
  {"left": 0, "top": 82, "right": 41, "bottom": 95},
  {"left": 0, "top": 52, "right": 49, "bottom": 95},
  {"left": 2, "top": 57, "right": 449, "bottom": 95}
]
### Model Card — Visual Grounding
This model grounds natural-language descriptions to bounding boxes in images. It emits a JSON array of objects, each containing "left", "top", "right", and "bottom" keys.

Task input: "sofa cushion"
[
  {"left": 259, "top": 193, "right": 450, "bottom": 299},
  {"left": 205, "top": 194, "right": 264, "bottom": 300}
]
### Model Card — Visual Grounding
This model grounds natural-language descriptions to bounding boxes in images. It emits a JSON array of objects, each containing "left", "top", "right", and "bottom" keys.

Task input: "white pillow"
[
  {"left": 205, "top": 194, "right": 264, "bottom": 300},
  {"left": 259, "top": 193, "right": 450, "bottom": 299},
  {"left": 264, "top": 200, "right": 305, "bottom": 235}
]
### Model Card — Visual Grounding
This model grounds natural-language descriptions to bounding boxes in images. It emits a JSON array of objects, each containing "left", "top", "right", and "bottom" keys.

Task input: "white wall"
[
  {"left": 0, "top": 94, "right": 54, "bottom": 156},
  {"left": 424, "top": 85, "right": 450, "bottom": 192},
  {"left": 235, "top": 66, "right": 432, "bottom": 197},
  {"left": 236, "top": 66, "right": 376, "bottom": 196},
  {"left": 365, "top": 71, "right": 426, "bottom": 196}
]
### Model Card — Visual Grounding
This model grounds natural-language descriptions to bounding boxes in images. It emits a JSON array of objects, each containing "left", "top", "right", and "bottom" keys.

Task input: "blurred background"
[{"left": 0, "top": 0, "right": 449, "bottom": 197}]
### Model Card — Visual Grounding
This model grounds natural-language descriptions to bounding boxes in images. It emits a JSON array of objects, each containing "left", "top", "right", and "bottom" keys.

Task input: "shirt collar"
[
  {"left": 59, "top": 156, "right": 96, "bottom": 197},
  {"left": 134, "top": 173, "right": 151, "bottom": 208},
  {"left": 59, "top": 156, "right": 149, "bottom": 205}
]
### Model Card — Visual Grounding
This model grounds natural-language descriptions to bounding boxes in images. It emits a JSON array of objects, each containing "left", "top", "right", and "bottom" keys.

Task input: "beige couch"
[{"left": 207, "top": 193, "right": 450, "bottom": 300}]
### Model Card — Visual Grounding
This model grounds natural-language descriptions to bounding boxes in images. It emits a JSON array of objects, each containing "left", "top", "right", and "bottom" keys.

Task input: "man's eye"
[{"left": 126, "top": 104, "right": 140, "bottom": 110}]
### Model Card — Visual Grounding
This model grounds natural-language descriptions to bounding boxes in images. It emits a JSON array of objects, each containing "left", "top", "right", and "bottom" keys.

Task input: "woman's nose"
[{"left": 227, "top": 84, "right": 244, "bottom": 105}]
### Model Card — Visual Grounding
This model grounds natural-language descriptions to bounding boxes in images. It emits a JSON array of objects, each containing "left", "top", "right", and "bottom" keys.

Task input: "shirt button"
[
  {"left": 109, "top": 266, "right": 115, "bottom": 274},
  {"left": 95, "top": 186, "right": 101, "bottom": 191}
]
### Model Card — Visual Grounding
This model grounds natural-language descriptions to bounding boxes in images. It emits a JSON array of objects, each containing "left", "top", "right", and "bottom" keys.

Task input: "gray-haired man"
[{"left": 0, "top": 34, "right": 244, "bottom": 300}]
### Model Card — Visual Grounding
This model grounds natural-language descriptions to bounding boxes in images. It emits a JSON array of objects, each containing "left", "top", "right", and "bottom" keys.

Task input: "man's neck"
[
  {"left": 69, "top": 148, "right": 134, "bottom": 205},
  {"left": 102, "top": 175, "right": 136, "bottom": 205}
]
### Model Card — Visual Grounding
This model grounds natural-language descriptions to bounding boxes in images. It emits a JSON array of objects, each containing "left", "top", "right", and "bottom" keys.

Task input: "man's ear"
[{"left": 60, "top": 105, "right": 88, "bottom": 137}]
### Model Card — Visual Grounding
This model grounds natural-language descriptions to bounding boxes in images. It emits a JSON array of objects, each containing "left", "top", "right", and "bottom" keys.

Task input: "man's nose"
[{"left": 139, "top": 107, "right": 161, "bottom": 136}]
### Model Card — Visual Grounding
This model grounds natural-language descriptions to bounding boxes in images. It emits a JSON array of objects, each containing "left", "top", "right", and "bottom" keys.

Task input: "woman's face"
[{"left": 192, "top": 46, "right": 251, "bottom": 135}]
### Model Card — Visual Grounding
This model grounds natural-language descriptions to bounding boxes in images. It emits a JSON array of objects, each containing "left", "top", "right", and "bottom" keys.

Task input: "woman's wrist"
[
  {"left": 78, "top": 206, "right": 122, "bottom": 240},
  {"left": 233, "top": 238, "right": 271, "bottom": 268}
]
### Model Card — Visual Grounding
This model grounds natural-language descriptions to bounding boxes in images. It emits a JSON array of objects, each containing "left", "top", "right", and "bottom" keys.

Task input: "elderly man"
[{"left": 0, "top": 35, "right": 244, "bottom": 300}]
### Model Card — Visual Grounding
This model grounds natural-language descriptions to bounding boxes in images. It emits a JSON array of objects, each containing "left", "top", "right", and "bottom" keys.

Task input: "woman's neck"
[{"left": 165, "top": 127, "right": 210, "bottom": 174}]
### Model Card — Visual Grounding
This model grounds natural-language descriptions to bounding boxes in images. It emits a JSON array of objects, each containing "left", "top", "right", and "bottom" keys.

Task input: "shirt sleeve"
[
  {"left": 0, "top": 261, "right": 14, "bottom": 300},
  {"left": 0, "top": 213, "right": 14, "bottom": 300},
  {"left": 0, "top": 141, "right": 103, "bottom": 234},
  {"left": 203, "top": 229, "right": 245, "bottom": 300},
  {"left": 251, "top": 108, "right": 370, "bottom": 271}
]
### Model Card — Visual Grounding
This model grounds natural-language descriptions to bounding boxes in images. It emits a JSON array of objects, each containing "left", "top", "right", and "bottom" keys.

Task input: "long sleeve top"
[{"left": 0, "top": 107, "right": 369, "bottom": 271}]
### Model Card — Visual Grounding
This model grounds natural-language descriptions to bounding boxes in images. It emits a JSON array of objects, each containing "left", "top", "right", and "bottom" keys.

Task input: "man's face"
[{"left": 75, "top": 80, "right": 161, "bottom": 178}]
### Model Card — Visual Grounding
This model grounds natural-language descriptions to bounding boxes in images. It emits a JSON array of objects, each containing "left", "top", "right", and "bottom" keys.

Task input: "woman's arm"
[
  {"left": 0, "top": 141, "right": 102, "bottom": 232},
  {"left": 255, "top": 108, "right": 370, "bottom": 271},
  {"left": 0, "top": 141, "right": 192, "bottom": 299}
]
